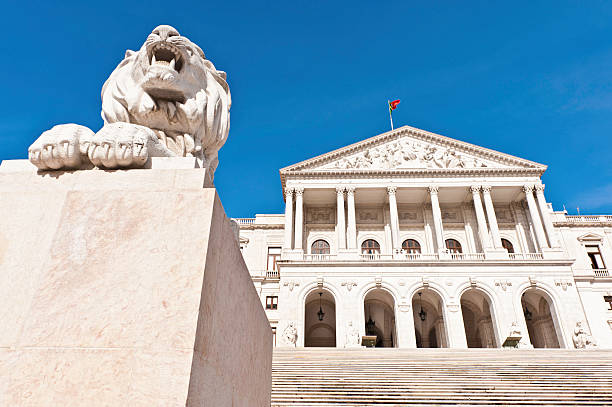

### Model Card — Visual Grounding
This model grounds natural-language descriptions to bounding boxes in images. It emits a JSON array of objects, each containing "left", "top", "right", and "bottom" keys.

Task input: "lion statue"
[{"left": 28, "top": 25, "right": 231, "bottom": 177}]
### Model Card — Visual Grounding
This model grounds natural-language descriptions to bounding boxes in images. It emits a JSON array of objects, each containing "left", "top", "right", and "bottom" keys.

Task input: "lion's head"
[{"left": 101, "top": 25, "right": 231, "bottom": 173}]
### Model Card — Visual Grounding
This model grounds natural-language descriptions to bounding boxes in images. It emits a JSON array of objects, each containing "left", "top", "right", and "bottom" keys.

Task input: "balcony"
[
  {"left": 282, "top": 251, "right": 550, "bottom": 263},
  {"left": 594, "top": 269, "right": 610, "bottom": 278}
]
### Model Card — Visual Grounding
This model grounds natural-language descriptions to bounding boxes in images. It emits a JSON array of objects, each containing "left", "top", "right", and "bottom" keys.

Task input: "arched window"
[
  {"left": 501, "top": 238, "right": 514, "bottom": 254},
  {"left": 402, "top": 239, "right": 421, "bottom": 254},
  {"left": 311, "top": 239, "right": 330, "bottom": 254},
  {"left": 445, "top": 239, "right": 462, "bottom": 253},
  {"left": 361, "top": 239, "right": 380, "bottom": 255}
]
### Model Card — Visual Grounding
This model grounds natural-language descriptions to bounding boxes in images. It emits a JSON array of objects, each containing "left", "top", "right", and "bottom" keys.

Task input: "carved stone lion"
[{"left": 28, "top": 25, "right": 231, "bottom": 176}]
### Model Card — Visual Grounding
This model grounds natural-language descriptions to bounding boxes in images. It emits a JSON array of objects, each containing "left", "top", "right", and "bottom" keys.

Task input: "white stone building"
[{"left": 236, "top": 126, "right": 612, "bottom": 350}]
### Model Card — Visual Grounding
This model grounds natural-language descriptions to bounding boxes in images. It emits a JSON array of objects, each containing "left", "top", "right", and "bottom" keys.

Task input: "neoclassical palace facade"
[{"left": 236, "top": 126, "right": 612, "bottom": 350}]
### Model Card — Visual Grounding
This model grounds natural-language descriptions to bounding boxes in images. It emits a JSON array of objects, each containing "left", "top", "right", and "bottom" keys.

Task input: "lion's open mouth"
[{"left": 149, "top": 42, "right": 184, "bottom": 72}]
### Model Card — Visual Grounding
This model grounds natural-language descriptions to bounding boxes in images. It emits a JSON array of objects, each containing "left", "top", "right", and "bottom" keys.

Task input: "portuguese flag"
[{"left": 389, "top": 99, "right": 400, "bottom": 112}]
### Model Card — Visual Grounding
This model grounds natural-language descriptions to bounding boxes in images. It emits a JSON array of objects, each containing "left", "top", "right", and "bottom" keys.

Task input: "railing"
[
  {"left": 360, "top": 253, "right": 394, "bottom": 261},
  {"left": 396, "top": 253, "right": 440, "bottom": 261},
  {"left": 509, "top": 252, "right": 544, "bottom": 260},
  {"left": 594, "top": 269, "right": 610, "bottom": 278},
  {"left": 266, "top": 270, "right": 280, "bottom": 279},
  {"left": 303, "top": 253, "right": 334, "bottom": 262},
  {"left": 233, "top": 218, "right": 255, "bottom": 225},
  {"left": 285, "top": 252, "right": 550, "bottom": 263},
  {"left": 562, "top": 215, "right": 612, "bottom": 223},
  {"left": 449, "top": 253, "right": 485, "bottom": 261}
]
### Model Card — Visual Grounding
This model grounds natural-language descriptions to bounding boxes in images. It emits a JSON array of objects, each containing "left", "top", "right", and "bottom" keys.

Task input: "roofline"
[{"left": 278, "top": 125, "right": 547, "bottom": 195}]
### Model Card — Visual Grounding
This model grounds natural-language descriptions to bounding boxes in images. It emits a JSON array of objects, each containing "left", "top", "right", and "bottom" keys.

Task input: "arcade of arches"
[
  {"left": 304, "top": 290, "right": 336, "bottom": 347},
  {"left": 413, "top": 290, "right": 448, "bottom": 348},
  {"left": 302, "top": 287, "right": 565, "bottom": 349},
  {"left": 522, "top": 289, "right": 562, "bottom": 348},
  {"left": 364, "top": 289, "right": 396, "bottom": 347},
  {"left": 460, "top": 289, "right": 498, "bottom": 348}
]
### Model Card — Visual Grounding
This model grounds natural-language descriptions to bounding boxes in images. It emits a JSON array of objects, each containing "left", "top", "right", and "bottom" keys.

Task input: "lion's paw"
[
  {"left": 28, "top": 124, "right": 93, "bottom": 170},
  {"left": 88, "top": 122, "right": 174, "bottom": 169}
]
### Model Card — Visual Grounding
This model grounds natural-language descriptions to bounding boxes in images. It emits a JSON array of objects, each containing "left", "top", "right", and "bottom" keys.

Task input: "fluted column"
[
  {"left": 336, "top": 187, "right": 346, "bottom": 250},
  {"left": 429, "top": 186, "right": 445, "bottom": 252},
  {"left": 482, "top": 186, "right": 502, "bottom": 249},
  {"left": 534, "top": 184, "right": 558, "bottom": 247},
  {"left": 470, "top": 185, "right": 491, "bottom": 250},
  {"left": 346, "top": 187, "right": 357, "bottom": 249},
  {"left": 523, "top": 184, "right": 549, "bottom": 251},
  {"left": 283, "top": 188, "right": 294, "bottom": 250},
  {"left": 294, "top": 187, "right": 304, "bottom": 250},
  {"left": 388, "top": 186, "right": 400, "bottom": 251}
]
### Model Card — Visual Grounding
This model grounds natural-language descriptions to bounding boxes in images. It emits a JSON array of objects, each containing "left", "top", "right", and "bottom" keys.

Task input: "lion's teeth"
[
  {"left": 170, "top": 58, "right": 176, "bottom": 70},
  {"left": 152, "top": 54, "right": 156, "bottom": 64}
]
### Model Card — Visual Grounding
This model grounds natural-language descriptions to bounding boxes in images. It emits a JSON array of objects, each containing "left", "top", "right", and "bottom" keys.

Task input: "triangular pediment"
[
  {"left": 577, "top": 233, "right": 603, "bottom": 242},
  {"left": 281, "top": 126, "right": 546, "bottom": 173}
]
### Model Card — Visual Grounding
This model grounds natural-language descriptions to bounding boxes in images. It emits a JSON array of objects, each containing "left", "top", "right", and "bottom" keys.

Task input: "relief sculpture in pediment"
[{"left": 328, "top": 138, "right": 491, "bottom": 170}]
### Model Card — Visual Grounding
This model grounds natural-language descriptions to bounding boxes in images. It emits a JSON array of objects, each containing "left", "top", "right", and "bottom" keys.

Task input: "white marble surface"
[{"left": 0, "top": 163, "right": 271, "bottom": 406}]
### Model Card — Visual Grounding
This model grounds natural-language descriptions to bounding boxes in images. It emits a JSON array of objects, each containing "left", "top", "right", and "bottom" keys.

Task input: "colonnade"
[{"left": 283, "top": 184, "right": 559, "bottom": 253}]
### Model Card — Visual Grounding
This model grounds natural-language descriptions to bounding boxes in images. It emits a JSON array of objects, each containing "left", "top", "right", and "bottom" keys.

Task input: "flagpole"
[{"left": 388, "top": 100, "right": 394, "bottom": 130}]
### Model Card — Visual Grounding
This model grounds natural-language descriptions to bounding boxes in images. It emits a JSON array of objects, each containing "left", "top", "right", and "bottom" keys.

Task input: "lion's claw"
[{"left": 28, "top": 124, "right": 94, "bottom": 170}]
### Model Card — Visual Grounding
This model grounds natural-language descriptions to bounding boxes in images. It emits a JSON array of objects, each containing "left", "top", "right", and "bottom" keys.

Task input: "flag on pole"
[
  {"left": 388, "top": 99, "right": 400, "bottom": 130},
  {"left": 389, "top": 99, "right": 400, "bottom": 112}
]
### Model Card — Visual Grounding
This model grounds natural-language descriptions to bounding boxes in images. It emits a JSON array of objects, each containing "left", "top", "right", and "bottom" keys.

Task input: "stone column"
[
  {"left": 470, "top": 185, "right": 491, "bottom": 250},
  {"left": 294, "top": 187, "right": 304, "bottom": 250},
  {"left": 482, "top": 186, "right": 502, "bottom": 249},
  {"left": 429, "top": 186, "right": 445, "bottom": 252},
  {"left": 447, "top": 305, "right": 468, "bottom": 348},
  {"left": 283, "top": 188, "right": 294, "bottom": 250},
  {"left": 388, "top": 186, "right": 400, "bottom": 251},
  {"left": 336, "top": 187, "right": 346, "bottom": 250},
  {"left": 346, "top": 187, "right": 357, "bottom": 250},
  {"left": 534, "top": 184, "right": 558, "bottom": 247},
  {"left": 523, "top": 184, "right": 549, "bottom": 251}
]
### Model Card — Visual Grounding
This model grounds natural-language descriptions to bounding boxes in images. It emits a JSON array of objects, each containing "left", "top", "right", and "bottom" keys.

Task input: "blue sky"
[{"left": 1, "top": 1, "right": 611, "bottom": 216}]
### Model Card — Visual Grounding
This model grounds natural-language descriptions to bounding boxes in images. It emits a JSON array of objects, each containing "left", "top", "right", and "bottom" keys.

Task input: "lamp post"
[{"left": 418, "top": 292, "right": 427, "bottom": 321}]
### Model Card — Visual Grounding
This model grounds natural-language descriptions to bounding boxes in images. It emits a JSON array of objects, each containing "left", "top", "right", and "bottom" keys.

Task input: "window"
[
  {"left": 445, "top": 239, "right": 462, "bottom": 253},
  {"left": 361, "top": 239, "right": 380, "bottom": 254},
  {"left": 267, "top": 247, "right": 281, "bottom": 271},
  {"left": 266, "top": 296, "right": 278, "bottom": 310},
  {"left": 311, "top": 239, "right": 330, "bottom": 254},
  {"left": 402, "top": 239, "right": 421, "bottom": 254},
  {"left": 271, "top": 327, "right": 277, "bottom": 346},
  {"left": 604, "top": 296, "right": 612, "bottom": 311},
  {"left": 586, "top": 245, "right": 606, "bottom": 269},
  {"left": 501, "top": 238, "right": 515, "bottom": 254}
]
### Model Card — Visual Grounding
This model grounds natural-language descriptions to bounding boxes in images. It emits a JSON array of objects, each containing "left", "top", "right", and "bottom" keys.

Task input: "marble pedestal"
[{"left": 0, "top": 159, "right": 272, "bottom": 406}]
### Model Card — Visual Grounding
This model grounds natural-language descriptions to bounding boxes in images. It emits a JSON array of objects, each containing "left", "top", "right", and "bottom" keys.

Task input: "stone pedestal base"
[{"left": 0, "top": 159, "right": 272, "bottom": 406}]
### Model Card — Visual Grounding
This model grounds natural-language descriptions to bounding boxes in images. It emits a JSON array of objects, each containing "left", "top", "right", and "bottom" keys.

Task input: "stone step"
[{"left": 271, "top": 348, "right": 612, "bottom": 405}]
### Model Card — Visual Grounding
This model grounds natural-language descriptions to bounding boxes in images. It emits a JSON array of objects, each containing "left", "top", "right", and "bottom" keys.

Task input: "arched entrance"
[
  {"left": 305, "top": 289, "right": 336, "bottom": 347},
  {"left": 521, "top": 289, "right": 561, "bottom": 348},
  {"left": 460, "top": 289, "right": 498, "bottom": 348},
  {"left": 364, "top": 289, "right": 396, "bottom": 347},
  {"left": 413, "top": 290, "right": 448, "bottom": 348}
]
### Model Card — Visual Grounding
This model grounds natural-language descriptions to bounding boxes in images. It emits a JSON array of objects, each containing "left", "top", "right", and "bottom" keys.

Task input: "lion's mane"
[{"left": 99, "top": 27, "right": 231, "bottom": 173}]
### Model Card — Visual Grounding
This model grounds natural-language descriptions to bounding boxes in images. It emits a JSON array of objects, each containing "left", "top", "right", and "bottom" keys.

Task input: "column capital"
[
  {"left": 285, "top": 187, "right": 294, "bottom": 198},
  {"left": 522, "top": 184, "right": 535, "bottom": 194},
  {"left": 428, "top": 185, "right": 439, "bottom": 194},
  {"left": 470, "top": 185, "right": 481, "bottom": 194},
  {"left": 336, "top": 186, "right": 346, "bottom": 195},
  {"left": 481, "top": 185, "right": 492, "bottom": 194},
  {"left": 294, "top": 187, "right": 304, "bottom": 196},
  {"left": 387, "top": 186, "right": 397, "bottom": 195},
  {"left": 345, "top": 186, "right": 355, "bottom": 195},
  {"left": 534, "top": 184, "right": 545, "bottom": 193}
]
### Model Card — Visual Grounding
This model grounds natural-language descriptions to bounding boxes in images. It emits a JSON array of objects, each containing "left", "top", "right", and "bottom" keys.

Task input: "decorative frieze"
[
  {"left": 283, "top": 280, "right": 300, "bottom": 292},
  {"left": 341, "top": 281, "right": 357, "bottom": 291},
  {"left": 306, "top": 207, "right": 334, "bottom": 224},
  {"left": 494, "top": 280, "right": 512, "bottom": 291},
  {"left": 555, "top": 279, "right": 573, "bottom": 291}
]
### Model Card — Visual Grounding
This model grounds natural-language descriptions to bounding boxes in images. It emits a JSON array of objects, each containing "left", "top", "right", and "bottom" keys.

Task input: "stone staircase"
[{"left": 272, "top": 348, "right": 612, "bottom": 406}]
